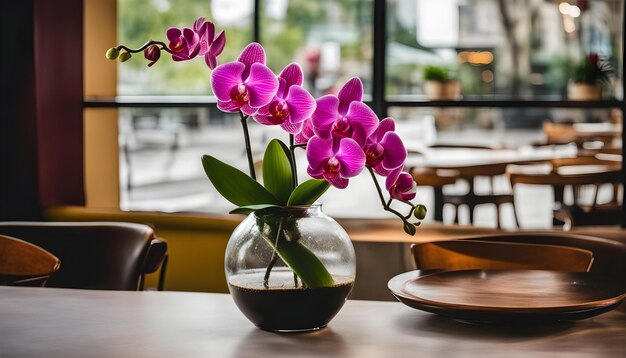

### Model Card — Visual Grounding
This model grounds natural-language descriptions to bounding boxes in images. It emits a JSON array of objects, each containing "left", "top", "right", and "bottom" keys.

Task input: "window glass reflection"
[{"left": 386, "top": 0, "right": 623, "bottom": 99}]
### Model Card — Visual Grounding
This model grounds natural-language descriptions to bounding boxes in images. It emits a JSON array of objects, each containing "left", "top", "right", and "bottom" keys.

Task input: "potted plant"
[
  {"left": 107, "top": 17, "right": 426, "bottom": 332},
  {"left": 423, "top": 65, "right": 461, "bottom": 100},
  {"left": 568, "top": 53, "right": 613, "bottom": 100}
]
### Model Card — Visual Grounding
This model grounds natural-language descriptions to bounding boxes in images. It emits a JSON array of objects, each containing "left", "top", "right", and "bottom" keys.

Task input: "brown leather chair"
[
  {"left": 0, "top": 222, "right": 167, "bottom": 291},
  {"left": 0, "top": 234, "right": 61, "bottom": 286}
]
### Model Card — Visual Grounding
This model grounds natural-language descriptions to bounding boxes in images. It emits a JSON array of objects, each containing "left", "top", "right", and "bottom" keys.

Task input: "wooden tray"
[{"left": 388, "top": 270, "right": 626, "bottom": 323}]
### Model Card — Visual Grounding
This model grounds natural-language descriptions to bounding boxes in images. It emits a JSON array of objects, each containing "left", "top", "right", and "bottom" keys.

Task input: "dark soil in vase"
[{"left": 228, "top": 269, "right": 354, "bottom": 332}]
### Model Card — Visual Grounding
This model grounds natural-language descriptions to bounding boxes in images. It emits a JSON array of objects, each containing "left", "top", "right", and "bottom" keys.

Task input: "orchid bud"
[
  {"left": 118, "top": 51, "right": 132, "bottom": 62},
  {"left": 144, "top": 44, "right": 161, "bottom": 67},
  {"left": 414, "top": 204, "right": 427, "bottom": 220},
  {"left": 105, "top": 47, "right": 119, "bottom": 60}
]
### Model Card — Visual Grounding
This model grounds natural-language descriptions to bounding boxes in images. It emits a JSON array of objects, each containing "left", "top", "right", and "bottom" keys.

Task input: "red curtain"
[{"left": 0, "top": 0, "right": 84, "bottom": 220}]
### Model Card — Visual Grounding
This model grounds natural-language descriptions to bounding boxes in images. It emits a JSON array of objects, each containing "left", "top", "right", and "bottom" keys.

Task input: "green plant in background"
[
  {"left": 423, "top": 65, "right": 455, "bottom": 81},
  {"left": 570, "top": 53, "right": 613, "bottom": 85}
]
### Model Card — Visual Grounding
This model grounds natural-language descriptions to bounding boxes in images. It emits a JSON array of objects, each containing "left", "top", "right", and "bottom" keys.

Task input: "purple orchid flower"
[
  {"left": 193, "top": 17, "right": 226, "bottom": 70},
  {"left": 166, "top": 26, "right": 200, "bottom": 61},
  {"left": 211, "top": 43, "right": 279, "bottom": 115},
  {"left": 311, "top": 77, "right": 378, "bottom": 147},
  {"left": 386, "top": 168, "right": 417, "bottom": 201},
  {"left": 306, "top": 136, "right": 365, "bottom": 189},
  {"left": 364, "top": 117, "right": 407, "bottom": 176},
  {"left": 253, "top": 64, "right": 316, "bottom": 134},
  {"left": 295, "top": 118, "right": 315, "bottom": 144}
]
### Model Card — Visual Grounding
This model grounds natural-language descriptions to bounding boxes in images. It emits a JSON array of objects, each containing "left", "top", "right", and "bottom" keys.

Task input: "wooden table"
[
  {"left": 406, "top": 146, "right": 579, "bottom": 221},
  {"left": 1, "top": 286, "right": 624, "bottom": 357}
]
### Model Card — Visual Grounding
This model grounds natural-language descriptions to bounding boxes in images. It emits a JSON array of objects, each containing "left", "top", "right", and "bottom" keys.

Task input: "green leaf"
[
  {"left": 229, "top": 204, "right": 279, "bottom": 215},
  {"left": 202, "top": 155, "right": 280, "bottom": 206},
  {"left": 274, "top": 240, "right": 334, "bottom": 289},
  {"left": 287, "top": 179, "right": 331, "bottom": 206},
  {"left": 262, "top": 139, "right": 294, "bottom": 205}
]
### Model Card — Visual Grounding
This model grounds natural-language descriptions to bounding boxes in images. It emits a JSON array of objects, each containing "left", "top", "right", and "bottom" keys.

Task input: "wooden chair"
[
  {"left": 0, "top": 234, "right": 61, "bottom": 286},
  {"left": 441, "top": 162, "right": 519, "bottom": 228},
  {"left": 411, "top": 240, "right": 594, "bottom": 273},
  {"left": 508, "top": 155, "right": 622, "bottom": 228},
  {"left": 0, "top": 222, "right": 167, "bottom": 291},
  {"left": 410, "top": 167, "right": 458, "bottom": 221},
  {"left": 459, "top": 233, "right": 626, "bottom": 276},
  {"left": 410, "top": 144, "right": 519, "bottom": 228}
]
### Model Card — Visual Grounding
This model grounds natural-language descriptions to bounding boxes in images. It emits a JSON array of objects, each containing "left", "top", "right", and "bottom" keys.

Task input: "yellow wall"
[
  {"left": 83, "top": 0, "right": 120, "bottom": 208},
  {"left": 79, "top": 0, "right": 235, "bottom": 292},
  {"left": 45, "top": 206, "right": 242, "bottom": 292}
]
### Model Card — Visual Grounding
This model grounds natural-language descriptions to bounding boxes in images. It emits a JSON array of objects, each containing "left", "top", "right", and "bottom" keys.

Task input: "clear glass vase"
[{"left": 225, "top": 204, "right": 356, "bottom": 332}]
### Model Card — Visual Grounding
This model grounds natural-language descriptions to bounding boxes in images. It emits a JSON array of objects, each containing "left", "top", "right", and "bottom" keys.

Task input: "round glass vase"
[{"left": 225, "top": 204, "right": 356, "bottom": 332}]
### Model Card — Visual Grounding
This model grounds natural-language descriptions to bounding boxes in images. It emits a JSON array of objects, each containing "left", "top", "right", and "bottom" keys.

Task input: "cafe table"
[{"left": 1, "top": 286, "right": 624, "bottom": 357}]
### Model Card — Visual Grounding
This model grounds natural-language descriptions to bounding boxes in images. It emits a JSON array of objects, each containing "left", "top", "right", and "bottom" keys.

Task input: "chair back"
[
  {"left": 462, "top": 233, "right": 626, "bottom": 275},
  {"left": 412, "top": 240, "right": 593, "bottom": 272},
  {"left": 0, "top": 222, "right": 166, "bottom": 290},
  {"left": 0, "top": 234, "right": 61, "bottom": 286}
]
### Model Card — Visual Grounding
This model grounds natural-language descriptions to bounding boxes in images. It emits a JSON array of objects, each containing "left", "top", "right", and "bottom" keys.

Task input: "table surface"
[
  {"left": 405, "top": 146, "right": 578, "bottom": 169},
  {"left": 1, "top": 286, "right": 624, "bottom": 358}
]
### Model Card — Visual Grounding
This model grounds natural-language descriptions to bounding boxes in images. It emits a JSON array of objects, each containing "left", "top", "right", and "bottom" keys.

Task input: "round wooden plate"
[{"left": 388, "top": 270, "right": 626, "bottom": 323}]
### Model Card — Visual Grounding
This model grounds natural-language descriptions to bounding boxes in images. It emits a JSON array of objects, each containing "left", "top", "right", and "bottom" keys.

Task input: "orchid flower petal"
[
  {"left": 217, "top": 100, "right": 240, "bottom": 113},
  {"left": 183, "top": 28, "right": 198, "bottom": 48},
  {"left": 285, "top": 85, "right": 316, "bottom": 124},
  {"left": 337, "top": 77, "right": 363, "bottom": 116},
  {"left": 374, "top": 165, "right": 391, "bottom": 177},
  {"left": 238, "top": 42, "right": 266, "bottom": 78},
  {"left": 210, "top": 30, "right": 226, "bottom": 56},
  {"left": 336, "top": 138, "right": 366, "bottom": 177},
  {"left": 206, "top": 22, "right": 215, "bottom": 44},
  {"left": 325, "top": 175, "right": 349, "bottom": 189},
  {"left": 241, "top": 103, "right": 258, "bottom": 116},
  {"left": 371, "top": 117, "right": 395, "bottom": 143},
  {"left": 385, "top": 168, "right": 402, "bottom": 191},
  {"left": 280, "top": 120, "right": 304, "bottom": 134},
  {"left": 251, "top": 113, "right": 275, "bottom": 126},
  {"left": 276, "top": 78, "right": 287, "bottom": 99},
  {"left": 306, "top": 136, "right": 333, "bottom": 173},
  {"left": 196, "top": 23, "right": 210, "bottom": 55},
  {"left": 307, "top": 165, "right": 324, "bottom": 179},
  {"left": 345, "top": 101, "right": 379, "bottom": 146},
  {"left": 391, "top": 172, "right": 417, "bottom": 200},
  {"left": 205, "top": 53, "right": 218, "bottom": 69},
  {"left": 311, "top": 95, "right": 340, "bottom": 139},
  {"left": 245, "top": 63, "right": 279, "bottom": 108},
  {"left": 166, "top": 28, "right": 181, "bottom": 41},
  {"left": 379, "top": 132, "right": 407, "bottom": 170},
  {"left": 210, "top": 62, "right": 246, "bottom": 101},
  {"left": 295, "top": 119, "right": 314, "bottom": 144},
  {"left": 193, "top": 17, "right": 206, "bottom": 32},
  {"left": 279, "top": 63, "right": 304, "bottom": 89}
]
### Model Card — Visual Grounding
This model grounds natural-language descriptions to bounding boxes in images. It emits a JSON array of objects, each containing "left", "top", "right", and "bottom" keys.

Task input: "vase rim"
[{"left": 253, "top": 203, "right": 322, "bottom": 217}]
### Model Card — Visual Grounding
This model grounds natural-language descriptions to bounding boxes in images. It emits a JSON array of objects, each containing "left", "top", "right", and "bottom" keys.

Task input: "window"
[{"left": 84, "top": 0, "right": 624, "bottom": 218}]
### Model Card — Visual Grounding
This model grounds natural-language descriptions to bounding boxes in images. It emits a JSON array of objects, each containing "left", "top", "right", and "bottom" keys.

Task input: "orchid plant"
[{"left": 107, "top": 17, "right": 426, "bottom": 289}]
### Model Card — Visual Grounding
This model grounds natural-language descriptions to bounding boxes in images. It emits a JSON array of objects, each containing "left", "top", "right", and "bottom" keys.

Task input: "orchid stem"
[
  {"left": 289, "top": 135, "right": 298, "bottom": 190},
  {"left": 367, "top": 166, "right": 412, "bottom": 226},
  {"left": 117, "top": 40, "right": 173, "bottom": 54},
  {"left": 263, "top": 219, "right": 283, "bottom": 289},
  {"left": 239, "top": 112, "right": 256, "bottom": 180}
]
